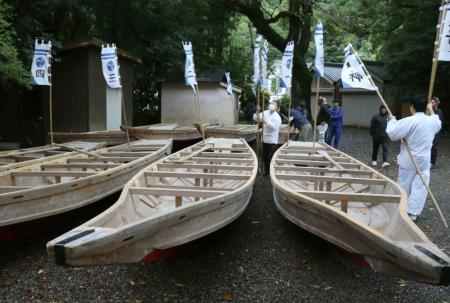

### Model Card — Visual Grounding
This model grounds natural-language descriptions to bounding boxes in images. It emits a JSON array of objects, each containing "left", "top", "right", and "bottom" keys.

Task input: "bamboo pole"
[
  {"left": 351, "top": 45, "right": 448, "bottom": 228},
  {"left": 286, "top": 87, "right": 293, "bottom": 145},
  {"left": 427, "top": 0, "right": 448, "bottom": 101},
  {"left": 260, "top": 88, "right": 265, "bottom": 170},
  {"left": 120, "top": 88, "right": 131, "bottom": 145},
  {"left": 255, "top": 86, "right": 262, "bottom": 172},
  {"left": 312, "top": 77, "right": 321, "bottom": 151},
  {"left": 49, "top": 85, "right": 54, "bottom": 144},
  {"left": 194, "top": 85, "right": 206, "bottom": 142}
]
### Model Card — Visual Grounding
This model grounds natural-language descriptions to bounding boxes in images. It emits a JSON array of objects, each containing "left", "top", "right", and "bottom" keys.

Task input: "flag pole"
[
  {"left": 49, "top": 84, "right": 54, "bottom": 144},
  {"left": 120, "top": 88, "right": 131, "bottom": 145},
  {"left": 286, "top": 89, "right": 292, "bottom": 145},
  {"left": 260, "top": 87, "right": 265, "bottom": 170},
  {"left": 428, "top": 0, "right": 447, "bottom": 101},
  {"left": 194, "top": 85, "right": 206, "bottom": 142},
  {"left": 256, "top": 85, "right": 262, "bottom": 172},
  {"left": 351, "top": 45, "right": 448, "bottom": 228},
  {"left": 312, "top": 77, "right": 320, "bottom": 151}
]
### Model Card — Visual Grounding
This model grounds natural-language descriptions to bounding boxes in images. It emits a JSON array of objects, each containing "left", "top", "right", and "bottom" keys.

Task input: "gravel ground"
[{"left": 1, "top": 127, "right": 449, "bottom": 302}]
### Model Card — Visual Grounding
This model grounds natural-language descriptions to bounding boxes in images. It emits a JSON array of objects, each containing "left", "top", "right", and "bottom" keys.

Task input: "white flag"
[
  {"left": 253, "top": 35, "right": 262, "bottom": 85},
  {"left": 341, "top": 44, "right": 376, "bottom": 91},
  {"left": 314, "top": 22, "right": 325, "bottom": 77},
  {"left": 280, "top": 41, "right": 294, "bottom": 89},
  {"left": 261, "top": 40, "right": 269, "bottom": 89},
  {"left": 101, "top": 44, "right": 122, "bottom": 88},
  {"left": 438, "top": 4, "right": 450, "bottom": 61},
  {"left": 31, "top": 39, "right": 52, "bottom": 86},
  {"left": 225, "top": 72, "right": 232, "bottom": 95},
  {"left": 182, "top": 41, "right": 197, "bottom": 92}
]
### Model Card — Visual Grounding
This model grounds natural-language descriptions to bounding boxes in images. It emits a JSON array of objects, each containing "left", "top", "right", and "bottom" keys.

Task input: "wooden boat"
[
  {"left": 52, "top": 130, "right": 129, "bottom": 146},
  {"left": 204, "top": 124, "right": 259, "bottom": 142},
  {"left": 0, "top": 139, "right": 172, "bottom": 240},
  {"left": 0, "top": 141, "right": 106, "bottom": 173},
  {"left": 271, "top": 141, "right": 450, "bottom": 285},
  {"left": 47, "top": 138, "right": 257, "bottom": 266},
  {"left": 122, "top": 123, "right": 202, "bottom": 141}
]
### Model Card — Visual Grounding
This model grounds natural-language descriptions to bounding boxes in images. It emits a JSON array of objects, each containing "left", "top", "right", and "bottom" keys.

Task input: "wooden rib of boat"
[
  {"left": 52, "top": 130, "right": 129, "bottom": 146},
  {"left": 0, "top": 141, "right": 106, "bottom": 173},
  {"left": 47, "top": 138, "right": 257, "bottom": 266},
  {"left": 204, "top": 124, "right": 259, "bottom": 142},
  {"left": 0, "top": 139, "right": 172, "bottom": 237},
  {"left": 271, "top": 141, "right": 450, "bottom": 285},
  {"left": 122, "top": 123, "right": 202, "bottom": 141}
]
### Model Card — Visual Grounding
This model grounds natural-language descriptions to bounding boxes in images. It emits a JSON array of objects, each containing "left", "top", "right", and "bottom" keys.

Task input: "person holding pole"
[
  {"left": 253, "top": 100, "right": 281, "bottom": 175},
  {"left": 386, "top": 98, "right": 441, "bottom": 223},
  {"left": 430, "top": 96, "right": 444, "bottom": 169}
]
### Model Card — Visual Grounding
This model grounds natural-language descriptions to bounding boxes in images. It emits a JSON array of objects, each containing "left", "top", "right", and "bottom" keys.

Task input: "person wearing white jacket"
[
  {"left": 386, "top": 98, "right": 441, "bottom": 222},
  {"left": 254, "top": 101, "right": 282, "bottom": 175}
]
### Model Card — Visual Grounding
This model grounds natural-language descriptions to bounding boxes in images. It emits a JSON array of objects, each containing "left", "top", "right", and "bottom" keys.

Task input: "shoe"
[
  {"left": 371, "top": 161, "right": 377, "bottom": 166},
  {"left": 381, "top": 162, "right": 390, "bottom": 168}
]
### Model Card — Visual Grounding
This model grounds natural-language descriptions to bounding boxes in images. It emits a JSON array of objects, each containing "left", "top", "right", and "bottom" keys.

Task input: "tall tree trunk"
[{"left": 220, "top": 0, "right": 313, "bottom": 117}]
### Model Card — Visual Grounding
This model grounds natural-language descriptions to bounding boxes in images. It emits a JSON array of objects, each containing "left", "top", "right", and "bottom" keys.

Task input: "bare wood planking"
[
  {"left": 275, "top": 174, "right": 387, "bottom": 185},
  {"left": 144, "top": 171, "right": 250, "bottom": 181},
  {"left": 41, "top": 163, "right": 120, "bottom": 169},
  {"left": 295, "top": 191, "right": 400, "bottom": 203},
  {"left": 11, "top": 171, "right": 96, "bottom": 178},
  {"left": 129, "top": 187, "right": 229, "bottom": 198},
  {"left": 179, "top": 152, "right": 253, "bottom": 158},
  {"left": 273, "top": 165, "right": 373, "bottom": 176},
  {"left": 157, "top": 163, "right": 253, "bottom": 171}
]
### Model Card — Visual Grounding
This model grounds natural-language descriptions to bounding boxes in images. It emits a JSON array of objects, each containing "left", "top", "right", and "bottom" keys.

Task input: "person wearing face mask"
[
  {"left": 253, "top": 101, "right": 282, "bottom": 175},
  {"left": 326, "top": 99, "right": 344, "bottom": 149},
  {"left": 386, "top": 98, "right": 441, "bottom": 223},
  {"left": 369, "top": 105, "right": 390, "bottom": 168}
]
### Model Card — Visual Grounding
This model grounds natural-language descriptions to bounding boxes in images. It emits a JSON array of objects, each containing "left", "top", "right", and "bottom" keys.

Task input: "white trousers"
[
  {"left": 397, "top": 167, "right": 430, "bottom": 216},
  {"left": 317, "top": 123, "right": 328, "bottom": 143}
]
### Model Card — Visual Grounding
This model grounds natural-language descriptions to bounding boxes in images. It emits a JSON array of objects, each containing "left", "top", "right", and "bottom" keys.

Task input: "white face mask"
[{"left": 269, "top": 103, "right": 276, "bottom": 111}]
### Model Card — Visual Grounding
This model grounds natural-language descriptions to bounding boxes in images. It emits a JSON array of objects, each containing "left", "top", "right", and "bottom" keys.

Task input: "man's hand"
[
  {"left": 260, "top": 118, "right": 267, "bottom": 125},
  {"left": 426, "top": 102, "right": 434, "bottom": 116},
  {"left": 256, "top": 105, "right": 261, "bottom": 112},
  {"left": 388, "top": 115, "right": 396, "bottom": 121}
]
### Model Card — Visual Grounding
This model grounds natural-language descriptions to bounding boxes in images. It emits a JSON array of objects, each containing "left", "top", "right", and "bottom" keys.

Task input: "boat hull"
[
  {"left": 123, "top": 125, "right": 202, "bottom": 141},
  {"left": 271, "top": 142, "right": 450, "bottom": 285},
  {"left": 52, "top": 131, "right": 128, "bottom": 146}
]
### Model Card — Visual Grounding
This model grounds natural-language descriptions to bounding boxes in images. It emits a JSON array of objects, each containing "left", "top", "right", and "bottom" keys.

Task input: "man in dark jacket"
[
  {"left": 430, "top": 96, "right": 443, "bottom": 169},
  {"left": 370, "top": 105, "right": 390, "bottom": 168}
]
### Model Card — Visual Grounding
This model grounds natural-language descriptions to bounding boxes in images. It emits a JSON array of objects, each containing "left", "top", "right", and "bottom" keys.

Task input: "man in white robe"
[
  {"left": 254, "top": 101, "right": 282, "bottom": 175},
  {"left": 386, "top": 98, "right": 441, "bottom": 222}
]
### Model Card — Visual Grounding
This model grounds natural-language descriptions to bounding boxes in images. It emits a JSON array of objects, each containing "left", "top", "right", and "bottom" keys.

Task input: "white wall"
[
  {"left": 106, "top": 87, "right": 122, "bottom": 130},
  {"left": 341, "top": 93, "right": 381, "bottom": 127},
  {"left": 161, "top": 82, "right": 238, "bottom": 125}
]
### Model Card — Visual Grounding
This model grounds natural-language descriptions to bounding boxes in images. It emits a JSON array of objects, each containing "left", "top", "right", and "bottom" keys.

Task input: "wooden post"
[
  {"left": 260, "top": 89, "right": 265, "bottom": 170},
  {"left": 49, "top": 85, "right": 54, "bottom": 144},
  {"left": 175, "top": 196, "right": 182, "bottom": 208},
  {"left": 428, "top": 0, "right": 447, "bottom": 101},
  {"left": 120, "top": 88, "right": 131, "bottom": 145},
  {"left": 351, "top": 45, "right": 448, "bottom": 228},
  {"left": 194, "top": 177, "right": 200, "bottom": 202},
  {"left": 312, "top": 77, "right": 321, "bottom": 151},
  {"left": 286, "top": 88, "right": 293, "bottom": 145},
  {"left": 341, "top": 200, "right": 348, "bottom": 213},
  {"left": 194, "top": 84, "right": 206, "bottom": 142}
]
